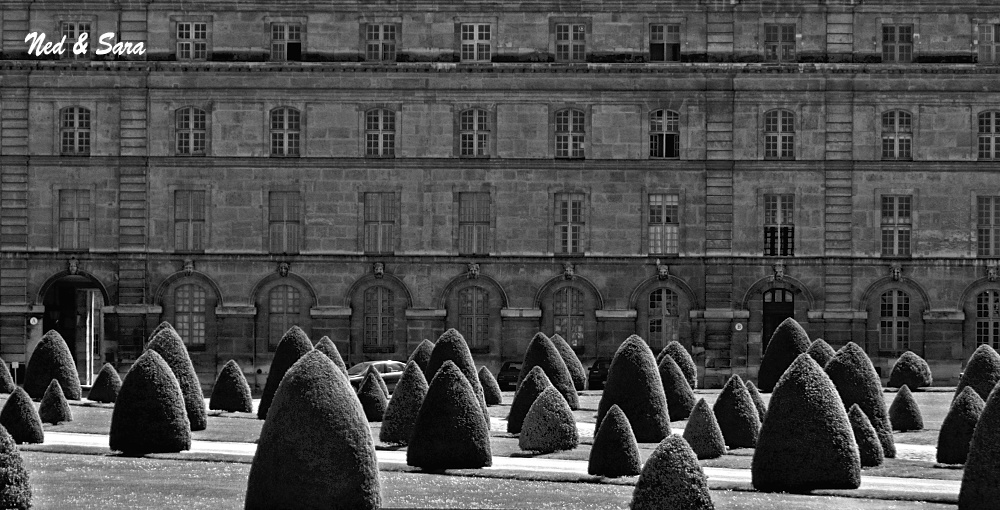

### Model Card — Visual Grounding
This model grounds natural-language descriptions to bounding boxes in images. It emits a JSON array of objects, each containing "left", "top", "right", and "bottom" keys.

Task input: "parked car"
[
  {"left": 588, "top": 358, "right": 612, "bottom": 390},
  {"left": 496, "top": 361, "right": 522, "bottom": 391},
  {"left": 347, "top": 360, "right": 407, "bottom": 393}
]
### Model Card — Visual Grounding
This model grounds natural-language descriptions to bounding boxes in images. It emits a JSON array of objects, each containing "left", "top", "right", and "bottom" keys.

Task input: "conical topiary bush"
[
  {"left": 315, "top": 336, "right": 348, "bottom": 375},
  {"left": 23, "top": 330, "right": 81, "bottom": 401},
  {"left": 937, "top": 386, "right": 985, "bottom": 465},
  {"left": 888, "top": 351, "right": 933, "bottom": 390},
  {"left": 362, "top": 365, "right": 389, "bottom": 398},
  {"left": 956, "top": 344, "right": 1000, "bottom": 402},
  {"left": 825, "top": 341, "right": 895, "bottom": 458},
  {"left": 588, "top": 404, "right": 641, "bottom": 478},
  {"left": 426, "top": 329, "right": 490, "bottom": 427},
  {"left": 959, "top": 382, "right": 1000, "bottom": 509},
  {"left": 146, "top": 325, "right": 207, "bottom": 431},
  {"left": 596, "top": 335, "right": 671, "bottom": 443},
  {"left": 631, "top": 434, "right": 715, "bottom": 510},
  {"left": 0, "top": 425, "right": 31, "bottom": 509},
  {"left": 380, "top": 361, "right": 429, "bottom": 445},
  {"left": 0, "top": 388, "right": 43, "bottom": 445},
  {"left": 408, "top": 339, "right": 435, "bottom": 376},
  {"left": 549, "top": 333, "right": 586, "bottom": 391},
  {"left": 358, "top": 372, "right": 388, "bottom": 422},
  {"left": 109, "top": 349, "right": 190, "bottom": 455},
  {"left": 258, "top": 325, "right": 314, "bottom": 420},
  {"left": 849, "top": 403, "right": 884, "bottom": 468},
  {"left": 507, "top": 366, "right": 552, "bottom": 434},
  {"left": 478, "top": 366, "right": 502, "bottom": 406},
  {"left": 683, "top": 398, "right": 726, "bottom": 460},
  {"left": 889, "top": 385, "right": 923, "bottom": 432},
  {"left": 0, "top": 357, "right": 15, "bottom": 394},
  {"left": 757, "top": 318, "right": 811, "bottom": 392},
  {"left": 517, "top": 333, "right": 579, "bottom": 410},
  {"left": 88, "top": 363, "right": 122, "bottom": 403},
  {"left": 39, "top": 379, "right": 71, "bottom": 425},
  {"left": 745, "top": 380, "right": 767, "bottom": 424},
  {"left": 245, "top": 350, "right": 381, "bottom": 510},
  {"left": 713, "top": 374, "right": 760, "bottom": 448},
  {"left": 806, "top": 338, "right": 836, "bottom": 369},
  {"left": 407, "top": 361, "right": 492, "bottom": 470},
  {"left": 149, "top": 321, "right": 173, "bottom": 338},
  {"left": 663, "top": 341, "right": 698, "bottom": 390},
  {"left": 752, "top": 353, "right": 861, "bottom": 492},
  {"left": 209, "top": 360, "right": 253, "bottom": 413},
  {"left": 658, "top": 355, "right": 695, "bottom": 421},
  {"left": 519, "top": 386, "right": 578, "bottom": 453}
]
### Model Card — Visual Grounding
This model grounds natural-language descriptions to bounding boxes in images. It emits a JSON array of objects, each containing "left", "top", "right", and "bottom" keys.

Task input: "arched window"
[
  {"left": 650, "top": 110, "right": 679, "bottom": 159},
  {"left": 879, "top": 290, "right": 910, "bottom": 354},
  {"left": 60, "top": 107, "right": 91, "bottom": 155},
  {"left": 459, "top": 108, "right": 490, "bottom": 157},
  {"left": 882, "top": 110, "right": 912, "bottom": 160},
  {"left": 978, "top": 111, "right": 1000, "bottom": 160},
  {"left": 555, "top": 109, "right": 585, "bottom": 159},
  {"left": 365, "top": 109, "right": 395, "bottom": 157},
  {"left": 977, "top": 290, "right": 1000, "bottom": 349},
  {"left": 268, "top": 285, "right": 301, "bottom": 350},
  {"left": 459, "top": 287, "right": 489, "bottom": 351},
  {"left": 364, "top": 286, "right": 394, "bottom": 352},
  {"left": 174, "top": 284, "right": 207, "bottom": 349},
  {"left": 270, "top": 108, "right": 300, "bottom": 156},
  {"left": 175, "top": 107, "right": 207, "bottom": 155},
  {"left": 764, "top": 109, "right": 794, "bottom": 160},
  {"left": 648, "top": 288, "right": 678, "bottom": 351},
  {"left": 554, "top": 287, "right": 584, "bottom": 347}
]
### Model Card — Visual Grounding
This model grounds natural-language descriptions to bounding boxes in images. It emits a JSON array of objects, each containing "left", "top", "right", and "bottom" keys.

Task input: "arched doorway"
[
  {"left": 40, "top": 274, "right": 106, "bottom": 385},
  {"left": 762, "top": 288, "right": 794, "bottom": 353}
]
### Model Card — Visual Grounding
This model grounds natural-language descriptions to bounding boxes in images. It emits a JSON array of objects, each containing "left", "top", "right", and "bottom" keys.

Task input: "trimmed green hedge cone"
[
  {"left": 245, "top": 350, "right": 381, "bottom": 510},
  {"left": 0, "top": 357, "right": 15, "bottom": 394},
  {"left": 888, "top": 351, "right": 933, "bottom": 390},
  {"left": 588, "top": 404, "right": 641, "bottom": 477},
  {"left": 959, "top": 382, "right": 1000, "bottom": 509},
  {"left": 956, "top": 344, "right": 1000, "bottom": 403},
  {"left": 516, "top": 332, "right": 579, "bottom": 410},
  {"left": 407, "top": 360, "right": 492, "bottom": 470},
  {"left": 426, "top": 329, "right": 490, "bottom": 428},
  {"left": 39, "top": 379, "right": 72, "bottom": 425},
  {"left": 358, "top": 373, "right": 388, "bottom": 422},
  {"left": 380, "top": 361, "right": 428, "bottom": 445},
  {"left": 258, "top": 325, "right": 314, "bottom": 420},
  {"left": 507, "top": 366, "right": 552, "bottom": 434},
  {"left": 315, "top": 336, "right": 348, "bottom": 375},
  {"left": 752, "top": 354, "right": 861, "bottom": 492},
  {"left": 849, "top": 403, "right": 885, "bottom": 468},
  {"left": 937, "top": 386, "right": 985, "bottom": 465},
  {"left": 658, "top": 355, "right": 695, "bottom": 421},
  {"left": 407, "top": 339, "right": 435, "bottom": 376},
  {"left": 146, "top": 325, "right": 207, "bottom": 431},
  {"left": 663, "top": 341, "right": 698, "bottom": 390},
  {"left": 596, "top": 335, "right": 671, "bottom": 443},
  {"left": 0, "top": 425, "right": 31, "bottom": 509},
  {"left": 757, "top": 318, "right": 811, "bottom": 392},
  {"left": 806, "top": 338, "right": 837, "bottom": 369},
  {"left": 362, "top": 365, "right": 389, "bottom": 398},
  {"left": 889, "top": 385, "right": 924, "bottom": 432},
  {"left": 825, "top": 341, "right": 896, "bottom": 458},
  {"left": 478, "top": 366, "right": 502, "bottom": 406},
  {"left": 0, "top": 388, "right": 43, "bottom": 445},
  {"left": 109, "top": 349, "right": 191, "bottom": 455},
  {"left": 23, "top": 330, "right": 81, "bottom": 401},
  {"left": 683, "top": 398, "right": 727, "bottom": 460},
  {"left": 549, "top": 333, "right": 586, "bottom": 391},
  {"left": 631, "top": 434, "right": 715, "bottom": 510},
  {"left": 209, "top": 359, "right": 253, "bottom": 413},
  {"left": 745, "top": 381, "right": 767, "bottom": 424},
  {"left": 520, "top": 386, "right": 578, "bottom": 453},
  {"left": 150, "top": 321, "right": 173, "bottom": 339},
  {"left": 88, "top": 363, "right": 122, "bottom": 403},
  {"left": 713, "top": 374, "right": 760, "bottom": 448}
]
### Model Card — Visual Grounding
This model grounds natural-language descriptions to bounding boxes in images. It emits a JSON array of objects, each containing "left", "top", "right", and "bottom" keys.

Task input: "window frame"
[
  {"left": 458, "top": 191, "right": 491, "bottom": 255},
  {"left": 763, "top": 109, "right": 795, "bottom": 160},
  {"left": 553, "top": 286, "right": 585, "bottom": 348},
  {"left": 881, "top": 23, "right": 914, "bottom": 63},
  {"left": 270, "top": 22, "right": 303, "bottom": 62},
  {"left": 59, "top": 106, "right": 91, "bottom": 156},
  {"left": 364, "top": 23, "right": 399, "bottom": 63},
  {"left": 880, "top": 194, "right": 912, "bottom": 257},
  {"left": 976, "top": 290, "right": 1000, "bottom": 349},
  {"left": 554, "top": 108, "right": 586, "bottom": 159},
  {"left": 647, "top": 287, "right": 680, "bottom": 352},
  {"left": 881, "top": 110, "right": 913, "bottom": 161},
  {"left": 978, "top": 111, "right": 1000, "bottom": 160},
  {"left": 459, "top": 108, "right": 491, "bottom": 158},
  {"left": 268, "top": 190, "right": 302, "bottom": 255},
  {"left": 174, "top": 284, "right": 208, "bottom": 350},
  {"left": 362, "top": 191, "right": 399, "bottom": 254},
  {"left": 270, "top": 107, "right": 302, "bottom": 157},
  {"left": 57, "top": 188, "right": 92, "bottom": 252},
  {"left": 459, "top": 22, "right": 493, "bottom": 63},
  {"left": 363, "top": 285, "right": 396, "bottom": 353},
  {"left": 647, "top": 193, "right": 680, "bottom": 256},
  {"left": 649, "top": 109, "right": 680, "bottom": 159},
  {"left": 267, "top": 284, "right": 303, "bottom": 351},
  {"left": 763, "top": 193, "right": 795, "bottom": 257},
  {"left": 554, "top": 192, "right": 586, "bottom": 255},
  {"left": 649, "top": 23, "right": 681, "bottom": 63},
  {"left": 175, "top": 106, "right": 208, "bottom": 156},
  {"left": 978, "top": 23, "right": 1000, "bottom": 64},
  {"left": 174, "top": 189, "right": 207, "bottom": 253},
  {"left": 174, "top": 20, "right": 210, "bottom": 61},
  {"left": 364, "top": 107, "right": 397, "bottom": 158},
  {"left": 763, "top": 23, "right": 797, "bottom": 62},
  {"left": 550, "top": 19, "right": 590, "bottom": 63},
  {"left": 879, "top": 289, "right": 911, "bottom": 355},
  {"left": 977, "top": 195, "right": 1000, "bottom": 257},
  {"left": 59, "top": 20, "right": 93, "bottom": 60}
]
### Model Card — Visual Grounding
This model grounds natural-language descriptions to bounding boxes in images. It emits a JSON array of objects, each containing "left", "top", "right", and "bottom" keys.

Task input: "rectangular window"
[
  {"left": 364, "top": 192, "right": 397, "bottom": 254},
  {"left": 59, "top": 189, "right": 90, "bottom": 250},
  {"left": 61, "top": 22, "right": 91, "bottom": 59},
  {"left": 648, "top": 194, "right": 679, "bottom": 255},
  {"left": 649, "top": 110, "right": 680, "bottom": 159},
  {"left": 764, "top": 194, "right": 794, "bottom": 256},
  {"left": 555, "top": 193, "right": 585, "bottom": 254},
  {"left": 269, "top": 191, "right": 301, "bottom": 254},
  {"left": 460, "top": 23, "right": 491, "bottom": 62},
  {"left": 459, "top": 192, "right": 490, "bottom": 255},
  {"left": 176, "top": 22, "right": 208, "bottom": 60},
  {"left": 649, "top": 24, "right": 680, "bottom": 62},
  {"left": 980, "top": 24, "right": 1000, "bottom": 64},
  {"left": 271, "top": 23, "right": 302, "bottom": 61},
  {"left": 979, "top": 196, "right": 1000, "bottom": 257},
  {"left": 882, "top": 24, "right": 913, "bottom": 63},
  {"left": 764, "top": 24, "right": 796, "bottom": 62},
  {"left": 881, "top": 195, "right": 912, "bottom": 256},
  {"left": 174, "top": 190, "right": 206, "bottom": 252},
  {"left": 555, "top": 24, "right": 586, "bottom": 62},
  {"left": 366, "top": 24, "right": 397, "bottom": 62}
]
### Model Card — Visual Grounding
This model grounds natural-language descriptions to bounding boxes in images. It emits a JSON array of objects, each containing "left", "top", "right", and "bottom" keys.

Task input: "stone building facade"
[{"left": 1, "top": 0, "right": 999, "bottom": 390}]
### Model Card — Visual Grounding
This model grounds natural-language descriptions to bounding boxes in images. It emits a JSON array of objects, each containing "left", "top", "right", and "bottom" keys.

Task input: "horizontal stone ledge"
[
  {"left": 102, "top": 305, "right": 162, "bottom": 315},
  {"left": 0, "top": 305, "right": 42, "bottom": 314},
  {"left": 310, "top": 307, "right": 351, "bottom": 318},
  {"left": 215, "top": 305, "right": 256, "bottom": 317},
  {"left": 501, "top": 308, "right": 542, "bottom": 319},
  {"left": 922, "top": 310, "right": 966, "bottom": 322},
  {"left": 691, "top": 309, "right": 751, "bottom": 320},
  {"left": 405, "top": 309, "right": 447, "bottom": 319},
  {"left": 595, "top": 310, "right": 637, "bottom": 319},
  {"left": 807, "top": 310, "right": 867, "bottom": 320}
]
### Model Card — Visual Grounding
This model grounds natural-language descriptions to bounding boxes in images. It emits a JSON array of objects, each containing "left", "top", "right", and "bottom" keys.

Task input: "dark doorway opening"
[
  {"left": 41, "top": 276, "right": 104, "bottom": 385},
  {"left": 762, "top": 288, "right": 795, "bottom": 354}
]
